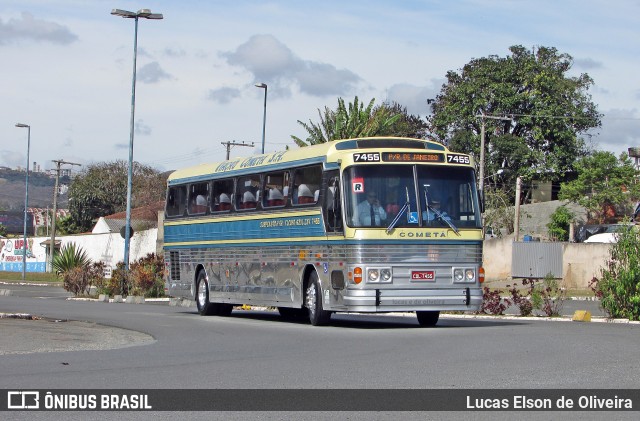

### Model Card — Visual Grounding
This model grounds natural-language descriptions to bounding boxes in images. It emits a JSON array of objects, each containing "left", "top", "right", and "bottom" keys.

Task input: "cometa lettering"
[{"left": 399, "top": 232, "right": 446, "bottom": 238}]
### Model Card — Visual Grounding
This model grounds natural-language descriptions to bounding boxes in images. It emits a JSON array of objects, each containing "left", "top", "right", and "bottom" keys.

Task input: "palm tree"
[
  {"left": 292, "top": 96, "right": 403, "bottom": 146},
  {"left": 52, "top": 243, "right": 90, "bottom": 275}
]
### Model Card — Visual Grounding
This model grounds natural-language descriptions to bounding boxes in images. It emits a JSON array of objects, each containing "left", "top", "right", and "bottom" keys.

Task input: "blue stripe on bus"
[
  {"left": 164, "top": 238, "right": 483, "bottom": 249},
  {"left": 164, "top": 214, "right": 327, "bottom": 243}
]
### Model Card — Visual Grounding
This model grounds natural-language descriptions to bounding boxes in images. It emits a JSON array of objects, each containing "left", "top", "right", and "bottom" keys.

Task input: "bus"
[{"left": 163, "top": 137, "right": 484, "bottom": 326}]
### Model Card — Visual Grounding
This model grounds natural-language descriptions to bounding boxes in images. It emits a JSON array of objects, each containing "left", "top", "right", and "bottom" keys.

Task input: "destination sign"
[{"left": 382, "top": 152, "right": 443, "bottom": 163}]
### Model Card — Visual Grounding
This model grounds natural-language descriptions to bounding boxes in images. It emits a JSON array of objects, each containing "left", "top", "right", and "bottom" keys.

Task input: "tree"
[
  {"left": 291, "top": 97, "right": 424, "bottom": 146},
  {"left": 591, "top": 226, "right": 640, "bottom": 320},
  {"left": 559, "top": 151, "right": 640, "bottom": 223},
  {"left": 427, "top": 45, "right": 601, "bottom": 191},
  {"left": 67, "top": 161, "right": 167, "bottom": 232}
]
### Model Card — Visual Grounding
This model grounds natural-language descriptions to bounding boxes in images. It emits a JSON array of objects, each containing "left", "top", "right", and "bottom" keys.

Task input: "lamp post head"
[
  {"left": 111, "top": 8, "right": 163, "bottom": 19},
  {"left": 15, "top": 123, "right": 30, "bottom": 128},
  {"left": 255, "top": 83, "right": 267, "bottom": 89}
]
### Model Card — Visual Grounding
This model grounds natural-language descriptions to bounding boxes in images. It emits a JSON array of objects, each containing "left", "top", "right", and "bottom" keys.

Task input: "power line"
[{"left": 221, "top": 140, "right": 254, "bottom": 160}]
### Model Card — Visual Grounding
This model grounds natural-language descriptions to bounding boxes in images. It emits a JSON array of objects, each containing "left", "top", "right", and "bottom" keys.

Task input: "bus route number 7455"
[
  {"left": 447, "top": 154, "right": 470, "bottom": 165},
  {"left": 353, "top": 153, "right": 381, "bottom": 162}
]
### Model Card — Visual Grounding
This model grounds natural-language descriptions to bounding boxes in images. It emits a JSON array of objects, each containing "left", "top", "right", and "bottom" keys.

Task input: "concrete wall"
[
  {"left": 0, "top": 229, "right": 158, "bottom": 273},
  {"left": 483, "top": 236, "right": 611, "bottom": 290}
]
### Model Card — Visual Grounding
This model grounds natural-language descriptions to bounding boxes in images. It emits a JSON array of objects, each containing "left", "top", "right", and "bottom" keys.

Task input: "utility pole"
[
  {"left": 514, "top": 176, "right": 522, "bottom": 242},
  {"left": 221, "top": 141, "right": 254, "bottom": 160},
  {"left": 476, "top": 113, "right": 513, "bottom": 195},
  {"left": 49, "top": 159, "right": 81, "bottom": 272}
]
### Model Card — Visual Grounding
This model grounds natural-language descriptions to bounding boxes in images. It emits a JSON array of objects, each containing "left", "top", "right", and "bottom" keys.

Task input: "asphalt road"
[{"left": 1, "top": 283, "right": 638, "bottom": 420}]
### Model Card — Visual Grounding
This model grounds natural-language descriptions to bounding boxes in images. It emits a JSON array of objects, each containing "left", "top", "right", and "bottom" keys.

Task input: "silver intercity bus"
[{"left": 164, "top": 137, "right": 484, "bottom": 326}]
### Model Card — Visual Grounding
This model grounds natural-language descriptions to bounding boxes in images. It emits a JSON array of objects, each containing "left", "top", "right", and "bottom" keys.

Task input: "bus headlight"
[
  {"left": 366, "top": 267, "right": 392, "bottom": 283},
  {"left": 453, "top": 267, "right": 476, "bottom": 283},
  {"left": 465, "top": 269, "right": 476, "bottom": 282}
]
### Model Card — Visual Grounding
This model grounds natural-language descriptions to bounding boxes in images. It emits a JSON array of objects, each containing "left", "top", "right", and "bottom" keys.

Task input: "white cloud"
[
  {"left": 135, "top": 120, "right": 152, "bottom": 136},
  {"left": 207, "top": 87, "right": 241, "bottom": 104},
  {"left": 0, "top": 12, "right": 77, "bottom": 45},
  {"left": 138, "top": 62, "right": 173, "bottom": 84},
  {"left": 385, "top": 82, "right": 444, "bottom": 117},
  {"left": 219, "top": 34, "right": 362, "bottom": 99},
  {"left": 592, "top": 108, "right": 640, "bottom": 155}
]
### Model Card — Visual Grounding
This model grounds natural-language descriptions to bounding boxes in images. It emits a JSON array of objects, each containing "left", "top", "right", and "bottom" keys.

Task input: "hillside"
[{"left": 0, "top": 168, "right": 69, "bottom": 211}]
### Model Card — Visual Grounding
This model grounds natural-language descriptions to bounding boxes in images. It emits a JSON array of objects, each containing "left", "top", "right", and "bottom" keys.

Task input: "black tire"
[
  {"left": 305, "top": 271, "right": 331, "bottom": 326},
  {"left": 196, "top": 271, "right": 217, "bottom": 316},
  {"left": 416, "top": 311, "right": 440, "bottom": 327},
  {"left": 196, "top": 271, "right": 232, "bottom": 316}
]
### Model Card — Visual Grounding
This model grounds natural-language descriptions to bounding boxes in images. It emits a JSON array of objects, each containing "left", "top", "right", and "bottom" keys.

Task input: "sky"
[{"left": 1, "top": 0, "right": 639, "bottom": 174}]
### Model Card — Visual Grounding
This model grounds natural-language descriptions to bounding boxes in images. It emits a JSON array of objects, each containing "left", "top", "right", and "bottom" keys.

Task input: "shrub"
[
  {"left": 508, "top": 279, "right": 536, "bottom": 316},
  {"left": 479, "top": 287, "right": 511, "bottom": 315},
  {"left": 129, "top": 253, "right": 165, "bottom": 297},
  {"left": 547, "top": 206, "right": 575, "bottom": 241},
  {"left": 538, "top": 274, "right": 566, "bottom": 317},
  {"left": 590, "top": 225, "right": 640, "bottom": 320},
  {"left": 62, "top": 262, "right": 105, "bottom": 296}
]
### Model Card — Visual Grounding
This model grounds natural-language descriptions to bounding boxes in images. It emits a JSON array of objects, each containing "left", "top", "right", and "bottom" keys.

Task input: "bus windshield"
[{"left": 344, "top": 165, "right": 481, "bottom": 229}]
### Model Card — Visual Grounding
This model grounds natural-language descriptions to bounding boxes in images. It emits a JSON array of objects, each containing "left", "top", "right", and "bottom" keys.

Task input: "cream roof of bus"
[{"left": 168, "top": 137, "right": 451, "bottom": 183}]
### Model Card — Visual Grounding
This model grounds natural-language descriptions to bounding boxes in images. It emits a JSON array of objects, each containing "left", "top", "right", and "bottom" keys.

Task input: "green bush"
[
  {"left": 590, "top": 226, "right": 640, "bottom": 320},
  {"left": 547, "top": 206, "right": 574, "bottom": 241},
  {"left": 52, "top": 243, "right": 90, "bottom": 275}
]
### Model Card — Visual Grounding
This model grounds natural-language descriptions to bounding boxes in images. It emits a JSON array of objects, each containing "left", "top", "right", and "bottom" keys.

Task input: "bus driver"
[{"left": 356, "top": 192, "right": 386, "bottom": 226}]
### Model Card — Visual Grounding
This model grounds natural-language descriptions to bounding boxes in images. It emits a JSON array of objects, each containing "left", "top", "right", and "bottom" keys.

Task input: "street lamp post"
[
  {"left": 15, "top": 123, "right": 31, "bottom": 280},
  {"left": 255, "top": 83, "right": 267, "bottom": 154},
  {"left": 111, "top": 8, "right": 163, "bottom": 277}
]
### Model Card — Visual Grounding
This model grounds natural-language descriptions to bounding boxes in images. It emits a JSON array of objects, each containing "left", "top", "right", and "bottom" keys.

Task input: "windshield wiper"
[
  {"left": 423, "top": 186, "right": 460, "bottom": 235},
  {"left": 386, "top": 187, "right": 411, "bottom": 234}
]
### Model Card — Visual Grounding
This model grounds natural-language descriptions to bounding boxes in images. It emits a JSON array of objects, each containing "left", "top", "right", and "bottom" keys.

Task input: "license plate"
[{"left": 411, "top": 270, "right": 435, "bottom": 281}]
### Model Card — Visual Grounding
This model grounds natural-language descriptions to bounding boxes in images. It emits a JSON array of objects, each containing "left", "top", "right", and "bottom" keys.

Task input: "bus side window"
[
  {"left": 166, "top": 185, "right": 187, "bottom": 217},
  {"left": 292, "top": 165, "right": 322, "bottom": 205},
  {"left": 188, "top": 182, "right": 209, "bottom": 215},
  {"left": 237, "top": 175, "right": 260, "bottom": 210},
  {"left": 263, "top": 171, "right": 288, "bottom": 208}
]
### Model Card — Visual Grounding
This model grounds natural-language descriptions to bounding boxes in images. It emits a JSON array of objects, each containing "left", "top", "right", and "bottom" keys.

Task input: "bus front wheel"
[
  {"left": 305, "top": 272, "right": 331, "bottom": 326},
  {"left": 416, "top": 311, "right": 440, "bottom": 327}
]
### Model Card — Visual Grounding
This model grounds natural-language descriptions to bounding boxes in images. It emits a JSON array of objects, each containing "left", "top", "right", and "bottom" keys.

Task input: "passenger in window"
[
  {"left": 297, "top": 184, "right": 315, "bottom": 204},
  {"left": 242, "top": 191, "right": 257, "bottom": 209},
  {"left": 219, "top": 193, "right": 231, "bottom": 211},
  {"left": 356, "top": 192, "right": 387, "bottom": 226},
  {"left": 192, "top": 194, "right": 207, "bottom": 213},
  {"left": 267, "top": 188, "right": 284, "bottom": 207}
]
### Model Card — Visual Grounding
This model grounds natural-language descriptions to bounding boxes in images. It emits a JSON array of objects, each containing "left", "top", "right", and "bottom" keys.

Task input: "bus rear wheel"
[
  {"left": 305, "top": 272, "right": 331, "bottom": 326},
  {"left": 416, "top": 311, "right": 440, "bottom": 327}
]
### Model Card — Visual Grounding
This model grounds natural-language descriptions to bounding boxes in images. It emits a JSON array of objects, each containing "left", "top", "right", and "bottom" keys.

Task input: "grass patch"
[{"left": 0, "top": 271, "right": 61, "bottom": 284}]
